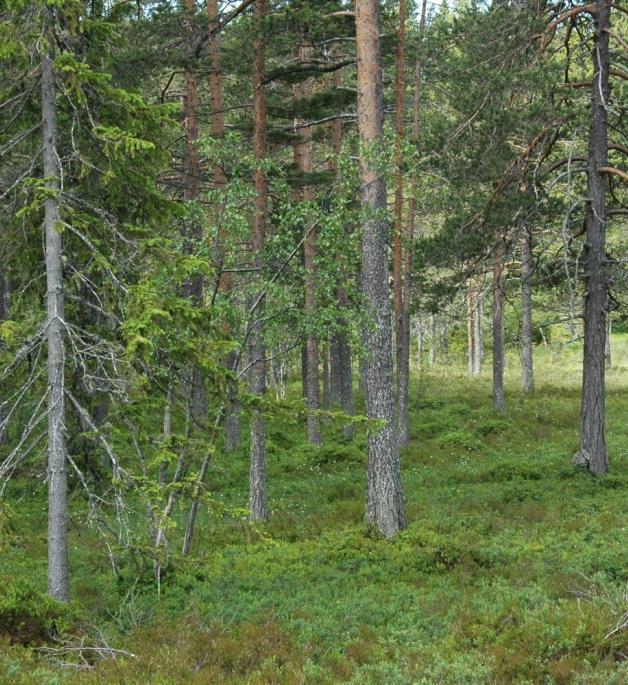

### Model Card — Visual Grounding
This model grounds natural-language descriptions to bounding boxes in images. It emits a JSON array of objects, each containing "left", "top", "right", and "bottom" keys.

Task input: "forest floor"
[{"left": 1, "top": 337, "right": 627, "bottom": 684}]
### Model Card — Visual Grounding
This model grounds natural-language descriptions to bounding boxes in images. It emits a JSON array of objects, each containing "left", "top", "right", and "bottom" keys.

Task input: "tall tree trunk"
[
  {"left": 322, "top": 343, "right": 331, "bottom": 410},
  {"left": 521, "top": 224, "right": 534, "bottom": 393},
  {"left": 327, "top": 66, "right": 354, "bottom": 433},
  {"left": 249, "top": 0, "right": 268, "bottom": 519},
  {"left": 428, "top": 314, "right": 436, "bottom": 366},
  {"left": 575, "top": 0, "right": 610, "bottom": 476},
  {"left": 473, "top": 285, "right": 483, "bottom": 376},
  {"left": 439, "top": 314, "right": 448, "bottom": 359},
  {"left": 0, "top": 271, "right": 9, "bottom": 444},
  {"left": 392, "top": 0, "right": 409, "bottom": 447},
  {"left": 183, "top": 0, "right": 207, "bottom": 430},
  {"left": 294, "top": 44, "right": 320, "bottom": 445},
  {"left": 605, "top": 315, "right": 611, "bottom": 369},
  {"left": 42, "top": 43, "right": 70, "bottom": 602},
  {"left": 208, "top": 0, "right": 240, "bottom": 453},
  {"left": 355, "top": 0, "right": 406, "bottom": 538},
  {"left": 492, "top": 237, "right": 506, "bottom": 414},
  {"left": 466, "top": 284, "right": 474, "bottom": 379},
  {"left": 416, "top": 315, "right": 424, "bottom": 368}
]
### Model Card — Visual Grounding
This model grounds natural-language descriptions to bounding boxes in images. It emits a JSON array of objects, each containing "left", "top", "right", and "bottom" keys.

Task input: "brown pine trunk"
[
  {"left": 327, "top": 64, "right": 354, "bottom": 435},
  {"left": 208, "top": 0, "right": 240, "bottom": 453},
  {"left": 355, "top": 0, "right": 406, "bottom": 538},
  {"left": 294, "top": 44, "right": 320, "bottom": 445},
  {"left": 492, "top": 237, "right": 506, "bottom": 414},
  {"left": 575, "top": 0, "right": 610, "bottom": 476},
  {"left": 392, "top": 0, "right": 408, "bottom": 446},
  {"left": 249, "top": 0, "right": 268, "bottom": 519},
  {"left": 521, "top": 224, "right": 534, "bottom": 393}
]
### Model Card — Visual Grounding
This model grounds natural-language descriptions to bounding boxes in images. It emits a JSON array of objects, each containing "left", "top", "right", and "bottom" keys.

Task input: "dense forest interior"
[{"left": 0, "top": 0, "right": 626, "bottom": 683}]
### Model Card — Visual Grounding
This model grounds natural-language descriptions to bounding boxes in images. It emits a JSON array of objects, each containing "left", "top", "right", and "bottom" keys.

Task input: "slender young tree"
[
  {"left": 473, "top": 285, "right": 483, "bottom": 376},
  {"left": 249, "top": 0, "right": 268, "bottom": 519},
  {"left": 294, "top": 43, "right": 321, "bottom": 446},
  {"left": 574, "top": 0, "right": 611, "bottom": 476},
  {"left": 466, "top": 282, "right": 474, "bottom": 379},
  {"left": 41, "top": 23, "right": 69, "bottom": 603},
  {"left": 521, "top": 224, "right": 534, "bottom": 393},
  {"left": 209, "top": 0, "right": 241, "bottom": 453},
  {"left": 392, "top": 0, "right": 409, "bottom": 446},
  {"left": 492, "top": 234, "right": 506, "bottom": 414},
  {"left": 355, "top": 0, "right": 406, "bottom": 538}
]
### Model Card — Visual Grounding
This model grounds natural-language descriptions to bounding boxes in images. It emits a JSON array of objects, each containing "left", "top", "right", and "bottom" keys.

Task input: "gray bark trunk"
[
  {"left": 428, "top": 314, "right": 436, "bottom": 366},
  {"left": 355, "top": 0, "right": 406, "bottom": 538},
  {"left": 605, "top": 316, "right": 611, "bottom": 369},
  {"left": 322, "top": 344, "right": 331, "bottom": 410},
  {"left": 466, "top": 285, "right": 474, "bottom": 379},
  {"left": 521, "top": 225, "right": 534, "bottom": 393},
  {"left": 575, "top": 0, "right": 610, "bottom": 476},
  {"left": 492, "top": 241, "right": 505, "bottom": 414},
  {"left": 42, "top": 48, "right": 70, "bottom": 602},
  {"left": 473, "top": 289, "right": 482, "bottom": 376},
  {"left": 416, "top": 315, "right": 424, "bottom": 368},
  {"left": 0, "top": 272, "right": 9, "bottom": 444}
]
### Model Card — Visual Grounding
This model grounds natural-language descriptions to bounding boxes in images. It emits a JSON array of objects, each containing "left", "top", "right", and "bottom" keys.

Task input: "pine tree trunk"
[
  {"left": 208, "top": 0, "right": 240, "bottom": 453},
  {"left": 249, "top": 0, "right": 268, "bottom": 519},
  {"left": 329, "top": 335, "right": 342, "bottom": 407},
  {"left": 326, "top": 69, "right": 354, "bottom": 433},
  {"left": 322, "top": 343, "right": 331, "bottom": 410},
  {"left": 0, "top": 271, "right": 9, "bottom": 444},
  {"left": 294, "top": 45, "right": 320, "bottom": 445},
  {"left": 521, "top": 224, "right": 534, "bottom": 393},
  {"left": 42, "top": 45, "right": 70, "bottom": 602},
  {"left": 473, "top": 286, "right": 483, "bottom": 376},
  {"left": 605, "top": 316, "right": 611, "bottom": 369},
  {"left": 355, "top": 0, "right": 406, "bottom": 538},
  {"left": 575, "top": 0, "right": 610, "bottom": 476},
  {"left": 429, "top": 314, "right": 436, "bottom": 366},
  {"left": 492, "top": 239, "right": 505, "bottom": 414},
  {"left": 467, "top": 284, "right": 474, "bottom": 379},
  {"left": 392, "top": 0, "right": 408, "bottom": 447},
  {"left": 416, "top": 315, "right": 424, "bottom": 368}
]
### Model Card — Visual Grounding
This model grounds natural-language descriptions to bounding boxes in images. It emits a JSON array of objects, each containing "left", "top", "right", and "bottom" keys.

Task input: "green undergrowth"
[{"left": 1, "top": 338, "right": 627, "bottom": 683}]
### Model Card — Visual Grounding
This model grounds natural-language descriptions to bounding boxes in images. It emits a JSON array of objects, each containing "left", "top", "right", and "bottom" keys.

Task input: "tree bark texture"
[
  {"left": 294, "top": 44, "right": 320, "bottom": 445},
  {"left": 392, "top": 0, "right": 409, "bottom": 447},
  {"left": 355, "top": 0, "right": 406, "bottom": 538},
  {"left": 492, "top": 238, "right": 506, "bottom": 414},
  {"left": 473, "top": 286, "right": 483, "bottom": 376},
  {"left": 466, "top": 284, "right": 474, "bottom": 378},
  {"left": 521, "top": 224, "right": 534, "bottom": 393},
  {"left": 249, "top": 0, "right": 268, "bottom": 519},
  {"left": 575, "top": 0, "right": 610, "bottom": 476},
  {"left": 326, "top": 73, "right": 354, "bottom": 435},
  {"left": 42, "top": 46, "right": 70, "bottom": 602}
]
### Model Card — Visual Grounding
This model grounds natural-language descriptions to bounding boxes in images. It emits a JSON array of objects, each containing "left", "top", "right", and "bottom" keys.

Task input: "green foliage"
[{"left": 0, "top": 580, "right": 77, "bottom": 646}]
